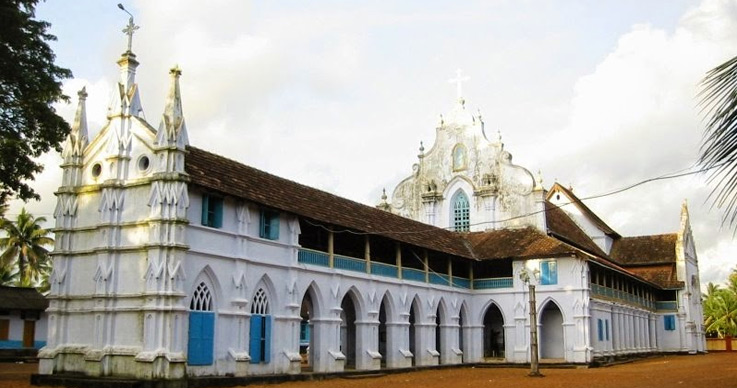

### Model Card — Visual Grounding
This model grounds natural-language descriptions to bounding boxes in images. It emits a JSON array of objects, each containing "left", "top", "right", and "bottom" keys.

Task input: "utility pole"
[{"left": 520, "top": 268, "right": 544, "bottom": 377}]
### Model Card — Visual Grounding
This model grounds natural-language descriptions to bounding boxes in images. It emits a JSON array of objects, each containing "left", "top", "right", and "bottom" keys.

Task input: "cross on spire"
[
  {"left": 122, "top": 17, "right": 139, "bottom": 53},
  {"left": 118, "top": 4, "right": 139, "bottom": 53},
  {"left": 448, "top": 68, "right": 470, "bottom": 100}
]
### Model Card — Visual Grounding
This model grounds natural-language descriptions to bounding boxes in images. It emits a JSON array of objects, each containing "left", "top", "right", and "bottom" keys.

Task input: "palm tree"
[
  {"left": 699, "top": 55, "right": 737, "bottom": 228},
  {"left": 0, "top": 208, "right": 54, "bottom": 287}
]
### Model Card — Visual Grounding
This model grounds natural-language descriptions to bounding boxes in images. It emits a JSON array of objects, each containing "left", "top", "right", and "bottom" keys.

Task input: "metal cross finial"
[
  {"left": 448, "top": 68, "right": 470, "bottom": 99},
  {"left": 118, "top": 4, "right": 139, "bottom": 53}
]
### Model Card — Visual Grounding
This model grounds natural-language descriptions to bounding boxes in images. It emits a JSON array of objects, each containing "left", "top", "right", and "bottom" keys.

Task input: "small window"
[
  {"left": 605, "top": 319, "right": 610, "bottom": 341},
  {"left": 201, "top": 194, "right": 224, "bottom": 228},
  {"left": 664, "top": 315, "right": 676, "bottom": 331},
  {"left": 540, "top": 260, "right": 557, "bottom": 285},
  {"left": 597, "top": 319, "right": 603, "bottom": 341},
  {"left": 452, "top": 191, "right": 470, "bottom": 232},
  {"left": 259, "top": 208, "right": 280, "bottom": 240},
  {"left": 452, "top": 144, "right": 467, "bottom": 171}
]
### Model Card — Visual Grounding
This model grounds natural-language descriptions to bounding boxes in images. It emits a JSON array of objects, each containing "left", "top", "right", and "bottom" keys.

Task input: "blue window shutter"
[
  {"left": 188, "top": 313, "right": 201, "bottom": 364},
  {"left": 188, "top": 312, "right": 214, "bottom": 365},
  {"left": 201, "top": 195, "right": 210, "bottom": 225},
  {"left": 597, "top": 319, "right": 603, "bottom": 341},
  {"left": 541, "top": 262, "right": 550, "bottom": 285},
  {"left": 605, "top": 320, "right": 610, "bottom": 341},
  {"left": 665, "top": 315, "right": 675, "bottom": 331},
  {"left": 250, "top": 315, "right": 262, "bottom": 363},
  {"left": 549, "top": 261, "right": 557, "bottom": 284},
  {"left": 264, "top": 315, "right": 272, "bottom": 363},
  {"left": 259, "top": 211, "right": 267, "bottom": 239},
  {"left": 202, "top": 313, "right": 214, "bottom": 365},
  {"left": 213, "top": 198, "right": 223, "bottom": 228},
  {"left": 270, "top": 214, "right": 280, "bottom": 240}
]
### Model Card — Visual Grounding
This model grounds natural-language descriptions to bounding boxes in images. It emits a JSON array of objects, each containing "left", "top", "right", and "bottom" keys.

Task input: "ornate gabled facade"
[
  {"left": 38, "top": 25, "right": 705, "bottom": 387},
  {"left": 386, "top": 93, "right": 545, "bottom": 233}
]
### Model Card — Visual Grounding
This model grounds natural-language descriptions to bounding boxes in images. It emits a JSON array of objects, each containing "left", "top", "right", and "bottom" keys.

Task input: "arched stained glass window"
[{"left": 452, "top": 191, "right": 470, "bottom": 232}]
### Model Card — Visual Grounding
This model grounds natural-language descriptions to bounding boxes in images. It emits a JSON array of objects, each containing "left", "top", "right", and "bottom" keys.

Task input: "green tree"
[
  {"left": 0, "top": 208, "right": 53, "bottom": 286},
  {"left": 0, "top": 0, "right": 72, "bottom": 203},
  {"left": 703, "top": 268, "right": 737, "bottom": 338},
  {"left": 699, "top": 55, "right": 737, "bottom": 228}
]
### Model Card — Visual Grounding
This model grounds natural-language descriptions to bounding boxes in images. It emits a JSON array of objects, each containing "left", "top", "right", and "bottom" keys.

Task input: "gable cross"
[{"left": 448, "top": 68, "right": 470, "bottom": 99}]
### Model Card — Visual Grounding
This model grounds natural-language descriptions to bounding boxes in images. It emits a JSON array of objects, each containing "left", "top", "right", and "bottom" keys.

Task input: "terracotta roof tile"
[
  {"left": 610, "top": 234, "right": 677, "bottom": 265},
  {"left": 545, "top": 201, "right": 608, "bottom": 257},
  {"left": 626, "top": 264, "right": 684, "bottom": 289},
  {"left": 466, "top": 227, "right": 579, "bottom": 260},
  {"left": 185, "top": 146, "right": 475, "bottom": 259},
  {"left": 0, "top": 286, "right": 48, "bottom": 311}
]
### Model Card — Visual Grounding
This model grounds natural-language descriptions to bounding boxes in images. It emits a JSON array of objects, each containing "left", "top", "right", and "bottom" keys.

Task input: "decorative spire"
[
  {"left": 62, "top": 87, "right": 89, "bottom": 162},
  {"left": 534, "top": 170, "right": 544, "bottom": 192},
  {"left": 377, "top": 188, "right": 392, "bottom": 212},
  {"left": 109, "top": 5, "right": 143, "bottom": 118},
  {"left": 156, "top": 66, "right": 189, "bottom": 149}
]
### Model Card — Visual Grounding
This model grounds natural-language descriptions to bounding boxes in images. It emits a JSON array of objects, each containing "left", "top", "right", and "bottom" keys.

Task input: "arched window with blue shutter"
[
  {"left": 188, "top": 282, "right": 215, "bottom": 365},
  {"left": 452, "top": 190, "right": 470, "bottom": 232},
  {"left": 250, "top": 288, "right": 272, "bottom": 363}
]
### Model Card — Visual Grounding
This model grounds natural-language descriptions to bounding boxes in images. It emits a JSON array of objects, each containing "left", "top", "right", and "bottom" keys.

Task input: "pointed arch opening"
[
  {"left": 451, "top": 190, "right": 470, "bottom": 232},
  {"left": 299, "top": 284, "right": 320, "bottom": 370},
  {"left": 340, "top": 291, "right": 359, "bottom": 369},
  {"left": 459, "top": 303, "right": 469, "bottom": 363},
  {"left": 409, "top": 297, "right": 421, "bottom": 366},
  {"left": 435, "top": 301, "right": 447, "bottom": 363},
  {"left": 483, "top": 302, "right": 505, "bottom": 359},
  {"left": 378, "top": 293, "right": 393, "bottom": 368},
  {"left": 539, "top": 301, "right": 564, "bottom": 359}
]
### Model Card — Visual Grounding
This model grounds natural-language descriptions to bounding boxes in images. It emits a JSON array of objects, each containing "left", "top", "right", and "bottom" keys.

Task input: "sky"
[{"left": 12, "top": 0, "right": 737, "bottom": 288}]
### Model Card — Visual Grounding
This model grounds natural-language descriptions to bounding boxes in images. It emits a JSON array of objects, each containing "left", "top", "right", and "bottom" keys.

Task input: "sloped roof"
[
  {"left": 546, "top": 183, "right": 621, "bottom": 238},
  {"left": 609, "top": 234, "right": 678, "bottom": 265},
  {"left": 0, "top": 286, "right": 48, "bottom": 311},
  {"left": 467, "top": 227, "right": 580, "bottom": 260},
  {"left": 626, "top": 264, "right": 684, "bottom": 289},
  {"left": 545, "top": 201, "right": 608, "bottom": 258},
  {"left": 185, "top": 146, "right": 475, "bottom": 259}
]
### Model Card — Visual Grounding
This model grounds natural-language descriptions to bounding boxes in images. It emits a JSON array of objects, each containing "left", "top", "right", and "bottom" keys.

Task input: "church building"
[{"left": 37, "top": 23, "right": 705, "bottom": 385}]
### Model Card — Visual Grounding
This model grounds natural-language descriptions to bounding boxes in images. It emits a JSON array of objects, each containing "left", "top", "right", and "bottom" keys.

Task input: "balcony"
[
  {"left": 297, "top": 248, "right": 476, "bottom": 289},
  {"left": 590, "top": 283, "right": 662, "bottom": 310},
  {"left": 473, "top": 277, "right": 513, "bottom": 289}
]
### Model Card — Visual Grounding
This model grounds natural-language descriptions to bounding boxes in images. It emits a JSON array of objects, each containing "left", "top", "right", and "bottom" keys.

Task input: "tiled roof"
[
  {"left": 546, "top": 183, "right": 621, "bottom": 238},
  {"left": 185, "top": 146, "right": 476, "bottom": 259},
  {"left": 0, "top": 286, "right": 48, "bottom": 311},
  {"left": 545, "top": 201, "right": 608, "bottom": 258},
  {"left": 626, "top": 264, "right": 684, "bottom": 289},
  {"left": 610, "top": 234, "right": 678, "bottom": 265},
  {"left": 467, "top": 227, "right": 580, "bottom": 260},
  {"left": 184, "top": 146, "right": 683, "bottom": 291}
]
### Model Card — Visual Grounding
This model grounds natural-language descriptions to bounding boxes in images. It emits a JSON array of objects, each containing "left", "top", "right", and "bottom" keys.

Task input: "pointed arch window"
[
  {"left": 188, "top": 282, "right": 214, "bottom": 365},
  {"left": 452, "top": 144, "right": 467, "bottom": 171},
  {"left": 452, "top": 191, "right": 470, "bottom": 232},
  {"left": 250, "top": 288, "right": 272, "bottom": 363}
]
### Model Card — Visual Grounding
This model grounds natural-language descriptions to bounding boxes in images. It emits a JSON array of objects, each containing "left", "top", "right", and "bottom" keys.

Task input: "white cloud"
[{"left": 18, "top": 0, "right": 737, "bottom": 289}]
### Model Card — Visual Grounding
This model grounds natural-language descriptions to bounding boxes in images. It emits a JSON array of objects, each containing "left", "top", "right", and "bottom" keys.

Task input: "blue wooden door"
[
  {"left": 250, "top": 315, "right": 272, "bottom": 364},
  {"left": 188, "top": 311, "right": 214, "bottom": 365}
]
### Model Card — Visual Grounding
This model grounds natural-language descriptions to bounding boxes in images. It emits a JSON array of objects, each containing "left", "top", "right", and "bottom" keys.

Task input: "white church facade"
[{"left": 37, "top": 30, "right": 705, "bottom": 384}]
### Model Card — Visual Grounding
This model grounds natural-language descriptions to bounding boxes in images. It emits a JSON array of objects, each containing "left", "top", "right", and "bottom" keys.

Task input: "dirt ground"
[{"left": 2, "top": 353, "right": 736, "bottom": 388}]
